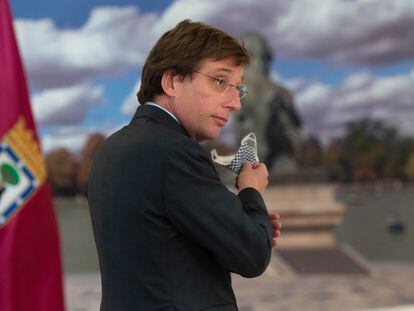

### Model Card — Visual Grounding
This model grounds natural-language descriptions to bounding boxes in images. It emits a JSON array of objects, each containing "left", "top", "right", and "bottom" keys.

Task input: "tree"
[
  {"left": 404, "top": 153, "right": 414, "bottom": 181},
  {"left": 45, "top": 148, "right": 79, "bottom": 196},
  {"left": 300, "top": 136, "right": 323, "bottom": 167},
  {"left": 323, "top": 138, "right": 351, "bottom": 181},
  {"left": 342, "top": 118, "right": 397, "bottom": 181},
  {"left": 77, "top": 132, "right": 106, "bottom": 195}
]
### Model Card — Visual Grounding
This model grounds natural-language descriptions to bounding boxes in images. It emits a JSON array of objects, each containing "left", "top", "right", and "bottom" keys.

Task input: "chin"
[{"left": 195, "top": 128, "right": 221, "bottom": 142}]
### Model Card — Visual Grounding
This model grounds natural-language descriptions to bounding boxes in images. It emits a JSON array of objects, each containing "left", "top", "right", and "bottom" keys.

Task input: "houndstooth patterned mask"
[{"left": 211, "top": 132, "right": 259, "bottom": 175}]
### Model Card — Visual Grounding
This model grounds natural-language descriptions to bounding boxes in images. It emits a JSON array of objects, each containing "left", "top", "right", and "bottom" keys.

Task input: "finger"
[
  {"left": 273, "top": 222, "right": 282, "bottom": 230},
  {"left": 270, "top": 216, "right": 281, "bottom": 225},
  {"left": 269, "top": 213, "right": 280, "bottom": 220},
  {"left": 272, "top": 238, "right": 277, "bottom": 247},
  {"left": 273, "top": 230, "right": 281, "bottom": 238},
  {"left": 271, "top": 220, "right": 281, "bottom": 229},
  {"left": 269, "top": 212, "right": 280, "bottom": 219}
]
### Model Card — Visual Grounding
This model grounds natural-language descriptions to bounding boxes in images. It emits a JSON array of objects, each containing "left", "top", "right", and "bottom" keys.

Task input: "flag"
[{"left": 0, "top": 0, "right": 65, "bottom": 310}]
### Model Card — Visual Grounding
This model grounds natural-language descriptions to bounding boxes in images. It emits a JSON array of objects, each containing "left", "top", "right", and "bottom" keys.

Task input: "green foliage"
[
  {"left": 300, "top": 136, "right": 323, "bottom": 167},
  {"left": 404, "top": 153, "right": 414, "bottom": 181},
  {"left": 322, "top": 118, "right": 414, "bottom": 182},
  {"left": 323, "top": 139, "right": 350, "bottom": 181}
]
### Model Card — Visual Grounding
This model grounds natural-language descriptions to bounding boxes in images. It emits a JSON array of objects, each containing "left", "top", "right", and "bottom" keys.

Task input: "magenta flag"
[{"left": 0, "top": 0, "right": 65, "bottom": 310}]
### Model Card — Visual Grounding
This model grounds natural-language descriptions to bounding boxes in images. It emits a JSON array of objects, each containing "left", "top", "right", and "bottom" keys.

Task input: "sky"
[{"left": 9, "top": 0, "right": 414, "bottom": 154}]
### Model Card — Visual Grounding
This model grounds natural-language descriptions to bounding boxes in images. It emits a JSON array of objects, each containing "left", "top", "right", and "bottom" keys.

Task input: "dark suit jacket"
[{"left": 88, "top": 104, "right": 273, "bottom": 311}]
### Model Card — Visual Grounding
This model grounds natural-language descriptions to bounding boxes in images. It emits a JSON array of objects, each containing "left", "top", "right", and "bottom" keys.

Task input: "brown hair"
[{"left": 137, "top": 19, "right": 250, "bottom": 104}]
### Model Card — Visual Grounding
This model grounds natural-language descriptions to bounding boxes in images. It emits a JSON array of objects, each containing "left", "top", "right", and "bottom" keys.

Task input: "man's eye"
[{"left": 215, "top": 78, "right": 226, "bottom": 86}]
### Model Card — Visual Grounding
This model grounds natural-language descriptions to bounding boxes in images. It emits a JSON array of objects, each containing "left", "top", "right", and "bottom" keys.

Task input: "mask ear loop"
[{"left": 210, "top": 149, "right": 235, "bottom": 165}]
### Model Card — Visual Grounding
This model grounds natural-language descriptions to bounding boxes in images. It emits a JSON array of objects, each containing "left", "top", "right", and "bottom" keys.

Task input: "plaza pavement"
[{"left": 65, "top": 260, "right": 414, "bottom": 311}]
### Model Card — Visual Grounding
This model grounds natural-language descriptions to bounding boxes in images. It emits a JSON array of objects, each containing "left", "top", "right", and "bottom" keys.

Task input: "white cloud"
[
  {"left": 268, "top": 0, "right": 414, "bottom": 65},
  {"left": 15, "top": 0, "right": 414, "bottom": 91},
  {"left": 15, "top": 6, "right": 157, "bottom": 88},
  {"left": 121, "top": 79, "right": 141, "bottom": 116},
  {"left": 295, "top": 82, "right": 331, "bottom": 108},
  {"left": 289, "top": 68, "right": 414, "bottom": 143},
  {"left": 40, "top": 122, "right": 127, "bottom": 154},
  {"left": 32, "top": 82, "right": 104, "bottom": 126},
  {"left": 13, "top": 0, "right": 414, "bottom": 146},
  {"left": 156, "top": 0, "right": 414, "bottom": 66},
  {"left": 340, "top": 72, "right": 374, "bottom": 91},
  {"left": 41, "top": 128, "right": 90, "bottom": 155}
]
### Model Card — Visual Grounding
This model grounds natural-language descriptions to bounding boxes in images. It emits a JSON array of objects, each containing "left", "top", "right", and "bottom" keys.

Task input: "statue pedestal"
[{"left": 262, "top": 184, "right": 344, "bottom": 249}]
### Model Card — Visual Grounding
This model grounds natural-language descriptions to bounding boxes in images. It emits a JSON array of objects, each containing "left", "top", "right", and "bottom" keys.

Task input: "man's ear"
[{"left": 161, "top": 71, "right": 176, "bottom": 97}]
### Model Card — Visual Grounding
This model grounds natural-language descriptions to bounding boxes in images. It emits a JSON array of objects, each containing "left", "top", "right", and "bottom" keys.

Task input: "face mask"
[{"left": 211, "top": 132, "right": 259, "bottom": 174}]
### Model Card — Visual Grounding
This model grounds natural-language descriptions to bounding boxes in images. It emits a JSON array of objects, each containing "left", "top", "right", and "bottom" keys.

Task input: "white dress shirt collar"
[{"left": 145, "top": 101, "right": 180, "bottom": 124}]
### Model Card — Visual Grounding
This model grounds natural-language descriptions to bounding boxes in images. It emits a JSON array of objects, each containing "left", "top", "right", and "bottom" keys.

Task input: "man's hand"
[
  {"left": 269, "top": 212, "right": 282, "bottom": 247},
  {"left": 237, "top": 162, "right": 268, "bottom": 194}
]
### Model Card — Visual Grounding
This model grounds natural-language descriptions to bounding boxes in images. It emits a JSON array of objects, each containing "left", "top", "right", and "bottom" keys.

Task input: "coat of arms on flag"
[{"left": 0, "top": 116, "right": 46, "bottom": 228}]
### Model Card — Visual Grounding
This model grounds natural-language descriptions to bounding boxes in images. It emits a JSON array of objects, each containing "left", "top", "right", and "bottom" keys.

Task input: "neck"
[{"left": 152, "top": 95, "right": 176, "bottom": 115}]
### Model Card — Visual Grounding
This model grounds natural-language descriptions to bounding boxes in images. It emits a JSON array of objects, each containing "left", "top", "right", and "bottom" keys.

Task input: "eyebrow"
[{"left": 212, "top": 68, "right": 245, "bottom": 83}]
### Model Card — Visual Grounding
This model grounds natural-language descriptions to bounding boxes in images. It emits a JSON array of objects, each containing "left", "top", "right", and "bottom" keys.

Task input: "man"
[{"left": 88, "top": 20, "right": 281, "bottom": 311}]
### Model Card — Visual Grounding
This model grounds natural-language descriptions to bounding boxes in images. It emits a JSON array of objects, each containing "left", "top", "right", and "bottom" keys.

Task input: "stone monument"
[
  {"left": 232, "top": 32, "right": 345, "bottom": 253},
  {"left": 234, "top": 32, "right": 302, "bottom": 173}
]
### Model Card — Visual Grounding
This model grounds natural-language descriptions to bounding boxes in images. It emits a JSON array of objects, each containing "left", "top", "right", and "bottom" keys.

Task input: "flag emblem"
[{"left": 0, "top": 117, "right": 46, "bottom": 227}]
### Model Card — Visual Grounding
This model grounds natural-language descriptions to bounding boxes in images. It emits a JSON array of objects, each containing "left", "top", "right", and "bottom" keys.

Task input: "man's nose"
[
  {"left": 224, "top": 97, "right": 241, "bottom": 111},
  {"left": 230, "top": 97, "right": 241, "bottom": 111},
  {"left": 224, "top": 88, "right": 241, "bottom": 111}
]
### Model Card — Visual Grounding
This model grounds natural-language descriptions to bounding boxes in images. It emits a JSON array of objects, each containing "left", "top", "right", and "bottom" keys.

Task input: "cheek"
[{"left": 176, "top": 85, "right": 222, "bottom": 126}]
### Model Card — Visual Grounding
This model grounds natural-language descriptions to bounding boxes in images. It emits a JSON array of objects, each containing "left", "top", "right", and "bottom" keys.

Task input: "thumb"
[{"left": 242, "top": 161, "right": 252, "bottom": 170}]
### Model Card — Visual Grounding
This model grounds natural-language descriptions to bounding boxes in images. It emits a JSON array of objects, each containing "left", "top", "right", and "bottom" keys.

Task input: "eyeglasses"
[{"left": 193, "top": 71, "right": 248, "bottom": 99}]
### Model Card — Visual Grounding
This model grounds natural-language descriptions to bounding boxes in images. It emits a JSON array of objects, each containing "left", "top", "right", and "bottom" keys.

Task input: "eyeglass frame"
[{"left": 192, "top": 70, "right": 248, "bottom": 99}]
